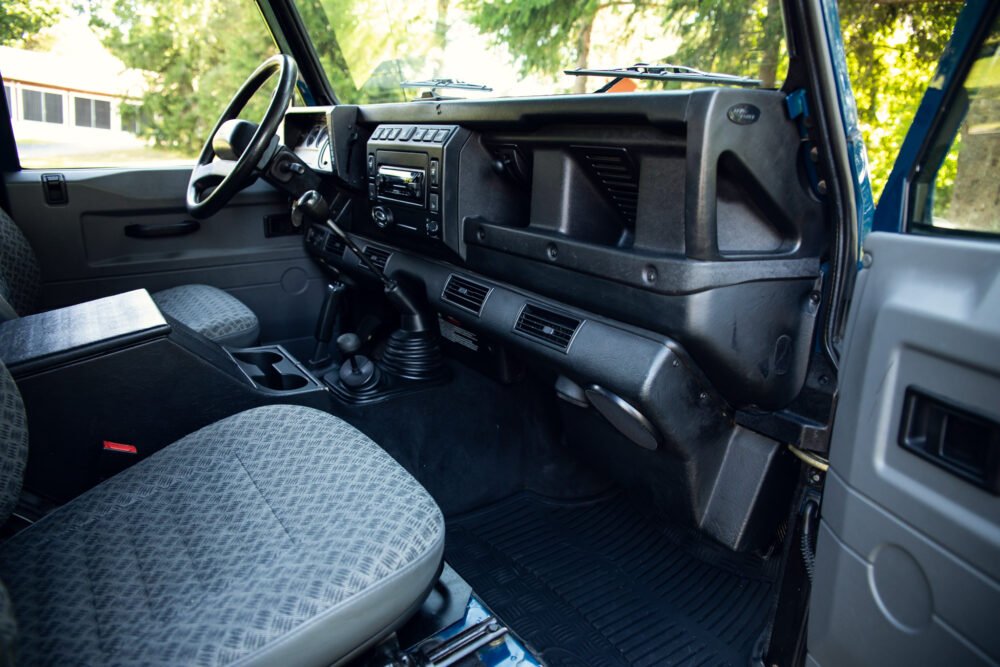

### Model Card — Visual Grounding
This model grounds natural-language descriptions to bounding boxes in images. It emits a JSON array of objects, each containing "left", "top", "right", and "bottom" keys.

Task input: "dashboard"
[
  {"left": 279, "top": 90, "right": 834, "bottom": 551},
  {"left": 282, "top": 90, "right": 828, "bottom": 413}
]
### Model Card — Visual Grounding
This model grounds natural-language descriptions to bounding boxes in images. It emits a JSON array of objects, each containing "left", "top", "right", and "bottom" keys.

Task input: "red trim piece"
[{"left": 102, "top": 440, "right": 137, "bottom": 454}]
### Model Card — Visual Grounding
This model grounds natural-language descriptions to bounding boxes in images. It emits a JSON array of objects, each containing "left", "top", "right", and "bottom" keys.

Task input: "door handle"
[
  {"left": 899, "top": 387, "right": 1000, "bottom": 494},
  {"left": 124, "top": 220, "right": 201, "bottom": 239}
]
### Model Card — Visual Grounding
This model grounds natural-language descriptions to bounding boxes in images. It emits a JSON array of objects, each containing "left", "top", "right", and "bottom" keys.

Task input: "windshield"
[{"left": 293, "top": 0, "right": 788, "bottom": 103}]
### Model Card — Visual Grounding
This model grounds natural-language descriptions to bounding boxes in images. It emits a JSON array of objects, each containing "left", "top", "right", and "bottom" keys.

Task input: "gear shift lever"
[
  {"left": 307, "top": 282, "right": 345, "bottom": 368},
  {"left": 336, "top": 333, "right": 377, "bottom": 389},
  {"left": 295, "top": 190, "right": 444, "bottom": 385}
]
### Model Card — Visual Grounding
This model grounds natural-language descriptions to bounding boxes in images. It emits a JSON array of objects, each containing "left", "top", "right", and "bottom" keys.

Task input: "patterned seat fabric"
[
  {"left": 151, "top": 284, "right": 260, "bottom": 347},
  {"left": 0, "top": 209, "right": 42, "bottom": 318},
  {"left": 0, "top": 209, "right": 259, "bottom": 346},
  {"left": 0, "top": 383, "right": 445, "bottom": 666}
]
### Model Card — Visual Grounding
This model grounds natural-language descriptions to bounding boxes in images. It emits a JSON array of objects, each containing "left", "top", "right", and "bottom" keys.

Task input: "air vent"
[
  {"left": 323, "top": 232, "right": 345, "bottom": 257},
  {"left": 514, "top": 303, "right": 582, "bottom": 352},
  {"left": 574, "top": 146, "right": 640, "bottom": 226},
  {"left": 363, "top": 245, "right": 392, "bottom": 272},
  {"left": 442, "top": 274, "right": 492, "bottom": 316}
]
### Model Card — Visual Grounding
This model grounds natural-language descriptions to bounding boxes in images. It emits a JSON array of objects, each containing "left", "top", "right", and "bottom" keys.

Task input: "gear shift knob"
[
  {"left": 292, "top": 190, "right": 331, "bottom": 223},
  {"left": 337, "top": 333, "right": 361, "bottom": 357}
]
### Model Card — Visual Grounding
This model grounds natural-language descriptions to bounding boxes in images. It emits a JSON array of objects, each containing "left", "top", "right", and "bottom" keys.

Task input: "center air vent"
[
  {"left": 442, "top": 274, "right": 492, "bottom": 316},
  {"left": 363, "top": 245, "right": 392, "bottom": 272},
  {"left": 323, "top": 232, "right": 345, "bottom": 257},
  {"left": 514, "top": 303, "right": 582, "bottom": 352}
]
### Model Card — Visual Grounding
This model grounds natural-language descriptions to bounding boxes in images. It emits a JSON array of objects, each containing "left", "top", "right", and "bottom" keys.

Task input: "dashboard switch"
[
  {"left": 400, "top": 126, "right": 415, "bottom": 141},
  {"left": 429, "top": 159, "right": 440, "bottom": 186},
  {"left": 429, "top": 193, "right": 440, "bottom": 213},
  {"left": 367, "top": 154, "right": 375, "bottom": 175},
  {"left": 372, "top": 205, "right": 394, "bottom": 229}
]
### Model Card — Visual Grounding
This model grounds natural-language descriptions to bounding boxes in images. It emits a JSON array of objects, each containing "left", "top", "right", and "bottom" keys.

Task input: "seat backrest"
[
  {"left": 0, "top": 210, "right": 41, "bottom": 317},
  {"left": 0, "top": 360, "right": 27, "bottom": 526}
]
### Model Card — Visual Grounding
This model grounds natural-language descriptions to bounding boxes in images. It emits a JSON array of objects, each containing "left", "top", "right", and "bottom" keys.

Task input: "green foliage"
[
  {"left": 464, "top": 0, "right": 601, "bottom": 79},
  {"left": 462, "top": 0, "right": 786, "bottom": 89},
  {"left": 0, "top": 0, "right": 63, "bottom": 46},
  {"left": 837, "top": 1, "right": 962, "bottom": 198},
  {"left": 81, "top": 0, "right": 277, "bottom": 154}
]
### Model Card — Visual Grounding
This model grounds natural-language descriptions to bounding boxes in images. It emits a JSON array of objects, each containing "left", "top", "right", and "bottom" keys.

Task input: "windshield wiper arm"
[
  {"left": 400, "top": 78, "right": 493, "bottom": 92},
  {"left": 565, "top": 63, "right": 761, "bottom": 90}
]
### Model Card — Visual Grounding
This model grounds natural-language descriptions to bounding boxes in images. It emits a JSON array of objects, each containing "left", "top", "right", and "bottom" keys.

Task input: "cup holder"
[
  {"left": 231, "top": 347, "right": 314, "bottom": 392},
  {"left": 232, "top": 351, "right": 283, "bottom": 367},
  {"left": 260, "top": 373, "right": 309, "bottom": 391}
]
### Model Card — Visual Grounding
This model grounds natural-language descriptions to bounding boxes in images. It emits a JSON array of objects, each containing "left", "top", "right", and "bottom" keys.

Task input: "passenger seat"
[{"left": 0, "top": 360, "right": 444, "bottom": 665}]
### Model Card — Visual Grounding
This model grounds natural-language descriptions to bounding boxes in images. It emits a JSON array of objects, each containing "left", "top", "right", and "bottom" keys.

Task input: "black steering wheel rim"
[{"left": 186, "top": 54, "right": 298, "bottom": 219}]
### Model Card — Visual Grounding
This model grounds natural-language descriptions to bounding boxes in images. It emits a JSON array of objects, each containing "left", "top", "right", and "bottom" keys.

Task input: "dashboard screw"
[
  {"left": 672, "top": 359, "right": 680, "bottom": 368},
  {"left": 546, "top": 243, "right": 558, "bottom": 260},
  {"left": 809, "top": 291, "right": 821, "bottom": 305},
  {"left": 477, "top": 227, "right": 487, "bottom": 242},
  {"left": 643, "top": 265, "right": 657, "bottom": 284},
  {"left": 862, "top": 252, "right": 873, "bottom": 268}
]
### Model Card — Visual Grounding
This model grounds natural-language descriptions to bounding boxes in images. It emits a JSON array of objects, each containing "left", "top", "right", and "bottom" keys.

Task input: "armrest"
[{"left": 0, "top": 289, "right": 170, "bottom": 377}]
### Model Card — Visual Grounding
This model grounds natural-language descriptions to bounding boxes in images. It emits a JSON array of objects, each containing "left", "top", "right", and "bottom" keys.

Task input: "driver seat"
[{"left": 0, "top": 208, "right": 260, "bottom": 348}]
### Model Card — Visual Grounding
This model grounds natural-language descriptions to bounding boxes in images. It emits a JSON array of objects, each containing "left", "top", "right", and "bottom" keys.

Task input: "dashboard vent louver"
[
  {"left": 514, "top": 303, "right": 582, "bottom": 352},
  {"left": 363, "top": 246, "right": 392, "bottom": 272},
  {"left": 442, "top": 274, "right": 492, "bottom": 316},
  {"left": 575, "top": 146, "right": 640, "bottom": 227},
  {"left": 323, "top": 232, "right": 345, "bottom": 257}
]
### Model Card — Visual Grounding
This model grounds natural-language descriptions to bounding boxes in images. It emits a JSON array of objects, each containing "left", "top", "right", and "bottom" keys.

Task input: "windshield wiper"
[
  {"left": 400, "top": 78, "right": 493, "bottom": 92},
  {"left": 565, "top": 63, "right": 761, "bottom": 91}
]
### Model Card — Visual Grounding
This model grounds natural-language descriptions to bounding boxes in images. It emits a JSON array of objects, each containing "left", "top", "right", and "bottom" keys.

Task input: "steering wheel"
[{"left": 186, "top": 54, "right": 298, "bottom": 219}]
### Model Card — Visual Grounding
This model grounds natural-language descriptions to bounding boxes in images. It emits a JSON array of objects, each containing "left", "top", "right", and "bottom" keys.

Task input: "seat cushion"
[
  {"left": 0, "top": 405, "right": 445, "bottom": 667},
  {"left": 152, "top": 284, "right": 259, "bottom": 347}
]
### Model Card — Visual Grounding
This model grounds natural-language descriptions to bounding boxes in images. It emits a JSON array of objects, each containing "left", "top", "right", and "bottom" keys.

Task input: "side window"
[
  {"left": 912, "top": 14, "right": 1000, "bottom": 236},
  {"left": 1, "top": 3, "right": 277, "bottom": 169}
]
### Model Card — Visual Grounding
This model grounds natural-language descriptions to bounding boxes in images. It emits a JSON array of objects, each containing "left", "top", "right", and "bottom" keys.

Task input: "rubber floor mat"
[{"left": 445, "top": 493, "right": 780, "bottom": 667}]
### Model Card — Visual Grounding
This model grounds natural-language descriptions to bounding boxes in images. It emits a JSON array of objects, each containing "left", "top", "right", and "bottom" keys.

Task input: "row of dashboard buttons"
[{"left": 372, "top": 126, "right": 450, "bottom": 143}]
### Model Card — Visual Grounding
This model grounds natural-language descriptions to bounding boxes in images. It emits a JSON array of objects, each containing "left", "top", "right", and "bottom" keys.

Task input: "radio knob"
[{"left": 371, "top": 205, "right": 393, "bottom": 229}]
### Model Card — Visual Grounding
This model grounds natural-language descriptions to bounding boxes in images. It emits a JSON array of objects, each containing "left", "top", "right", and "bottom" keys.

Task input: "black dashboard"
[
  {"left": 283, "top": 89, "right": 827, "bottom": 414},
  {"left": 279, "top": 89, "right": 831, "bottom": 550}
]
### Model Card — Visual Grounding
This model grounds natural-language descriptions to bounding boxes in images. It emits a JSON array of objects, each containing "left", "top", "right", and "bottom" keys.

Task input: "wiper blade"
[
  {"left": 565, "top": 63, "right": 761, "bottom": 89},
  {"left": 400, "top": 78, "right": 493, "bottom": 92}
]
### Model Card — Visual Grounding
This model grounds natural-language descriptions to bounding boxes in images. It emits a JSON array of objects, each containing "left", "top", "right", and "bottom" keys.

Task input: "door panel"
[
  {"left": 807, "top": 232, "right": 1000, "bottom": 665},
  {"left": 3, "top": 167, "right": 325, "bottom": 342}
]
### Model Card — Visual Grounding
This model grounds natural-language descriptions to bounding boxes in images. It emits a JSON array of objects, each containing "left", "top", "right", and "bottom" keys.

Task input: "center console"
[{"left": 0, "top": 290, "right": 329, "bottom": 505}]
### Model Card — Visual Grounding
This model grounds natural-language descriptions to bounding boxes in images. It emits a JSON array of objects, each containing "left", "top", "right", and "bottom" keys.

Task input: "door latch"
[{"left": 40, "top": 173, "right": 68, "bottom": 205}]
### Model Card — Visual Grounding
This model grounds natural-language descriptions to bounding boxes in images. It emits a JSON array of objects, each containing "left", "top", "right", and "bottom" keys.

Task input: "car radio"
[
  {"left": 376, "top": 165, "right": 425, "bottom": 206},
  {"left": 366, "top": 124, "right": 461, "bottom": 242}
]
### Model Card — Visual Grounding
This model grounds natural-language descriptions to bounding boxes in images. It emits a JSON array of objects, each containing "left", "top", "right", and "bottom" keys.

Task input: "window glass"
[
  {"left": 21, "top": 89, "right": 42, "bottom": 122},
  {"left": 2, "top": 85, "right": 10, "bottom": 116},
  {"left": 294, "top": 0, "right": 788, "bottom": 104},
  {"left": 74, "top": 97, "right": 92, "bottom": 127},
  {"left": 924, "top": 15, "right": 1000, "bottom": 235},
  {"left": 1, "top": 1, "right": 277, "bottom": 168}
]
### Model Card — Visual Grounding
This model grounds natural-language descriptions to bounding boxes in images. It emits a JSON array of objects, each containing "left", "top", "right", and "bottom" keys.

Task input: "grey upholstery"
[
  {"left": 0, "top": 209, "right": 41, "bottom": 317},
  {"left": 0, "top": 364, "right": 27, "bottom": 524},
  {"left": 152, "top": 284, "right": 260, "bottom": 347},
  {"left": 0, "top": 209, "right": 259, "bottom": 346},
  {"left": 0, "top": 402, "right": 445, "bottom": 666}
]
